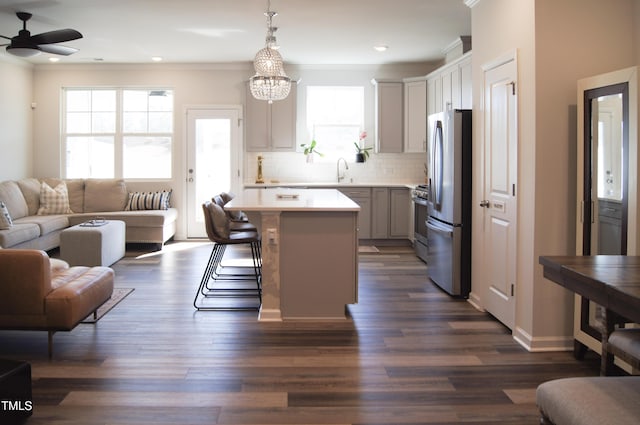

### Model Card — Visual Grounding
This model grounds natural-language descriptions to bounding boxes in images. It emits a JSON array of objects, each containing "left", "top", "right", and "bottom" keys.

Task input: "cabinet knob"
[{"left": 479, "top": 200, "right": 490, "bottom": 208}]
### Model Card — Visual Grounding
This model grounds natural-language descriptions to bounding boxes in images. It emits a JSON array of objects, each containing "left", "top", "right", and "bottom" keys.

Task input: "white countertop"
[{"left": 226, "top": 188, "right": 360, "bottom": 212}]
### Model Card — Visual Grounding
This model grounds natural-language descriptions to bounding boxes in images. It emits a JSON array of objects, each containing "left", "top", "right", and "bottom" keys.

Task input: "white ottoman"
[{"left": 60, "top": 220, "right": 125, "bottom": 266}]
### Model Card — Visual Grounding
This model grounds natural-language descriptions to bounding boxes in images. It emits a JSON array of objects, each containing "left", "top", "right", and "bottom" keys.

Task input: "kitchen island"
[{"left": 225, "top": 188, "right": 360, "bottom": 321}]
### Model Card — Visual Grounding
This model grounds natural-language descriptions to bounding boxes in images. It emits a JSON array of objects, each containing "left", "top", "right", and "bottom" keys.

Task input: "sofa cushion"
[
  {"left": 17, "top": 215, "right": 69, "bottom": 235},
  {"left": 17, "top": 178, "right": 42, "bottom": 216},
  {"left": 125, "top": 190, "right": 171, "bottom": 211},
  {"left": 68, "top": 208, "right": 178, "bottom": 228},
  {"left": 84, "top": 179, "right": 128, "bottom": 212},
  {"left": 42, "top": 178, "right": 86, "bottom": 214},
  {"left": 0, "top": 223, "right": 41, "bottom": 249},
  {"left": 0, "top": 202, "right": 12, "bottom": 230},
  {"left": 37, "top": 182, "right": 73, "bottom": 215},
  {"left": 0, "top": 180, "right": 28, "bottom": 220},
  {"left": 42, "top": 177, "right": 84, "bottom": 213}
]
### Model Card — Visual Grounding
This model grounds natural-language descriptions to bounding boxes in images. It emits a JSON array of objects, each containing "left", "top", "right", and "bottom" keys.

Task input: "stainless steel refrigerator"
[{"left": 426, "top": 109, "right": 472, "bottom": 297}]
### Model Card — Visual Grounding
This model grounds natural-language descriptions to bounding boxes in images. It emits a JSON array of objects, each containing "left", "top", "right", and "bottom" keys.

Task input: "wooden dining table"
[{"left": 539, "top": 255, "right": 640, "bottom": 324}]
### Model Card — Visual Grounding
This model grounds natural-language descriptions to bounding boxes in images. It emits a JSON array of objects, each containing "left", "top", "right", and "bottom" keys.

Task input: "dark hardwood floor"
[{"left": 0, "top": 242, "right": 599, "bottom": 424}]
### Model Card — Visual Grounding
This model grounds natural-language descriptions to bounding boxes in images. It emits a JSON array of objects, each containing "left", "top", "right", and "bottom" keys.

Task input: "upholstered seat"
[
  {"left": 213, "top": 192, "right": 256, "bottom": 232},
  {"left": 600, "top": 308, "right": 640, "bottom": 375},
  {"left": 537, "top": 376, "right": 640, "bottom": 425}
]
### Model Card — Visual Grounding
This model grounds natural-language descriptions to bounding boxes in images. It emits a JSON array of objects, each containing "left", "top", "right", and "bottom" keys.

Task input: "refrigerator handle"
[{"left": 432, "top": 120, "right": 444, "bottom": 209}]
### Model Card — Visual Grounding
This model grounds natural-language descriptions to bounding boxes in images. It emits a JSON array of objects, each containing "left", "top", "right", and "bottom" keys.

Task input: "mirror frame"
[
  {"left": 575, "top": 66, "right": 638, "bottom": 357},
  {"left": 581, "top": 82, "right": 629, "bottom": 256}
]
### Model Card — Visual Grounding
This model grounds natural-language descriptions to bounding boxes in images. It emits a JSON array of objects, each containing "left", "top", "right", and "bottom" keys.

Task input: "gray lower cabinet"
[
  {"left": 339, "top": 186, "right": 409, "bottom": 240},
  {"left": 371, "top": 188, "right": 389, "bottom": 238},
  {"left": 338, "top": 187, "right": 371, "bottom": 239},
  {"left": 389, "top": 188, "right": 410, "bottom": 238}
]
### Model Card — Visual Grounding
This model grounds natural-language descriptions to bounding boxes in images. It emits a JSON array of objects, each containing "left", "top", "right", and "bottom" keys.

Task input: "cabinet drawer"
[
  {"left": 599, "top": 199, "right": 622, "bottom": 220},
  {"left": 339, "top": 188, "right": 371, "bottom": 198}
]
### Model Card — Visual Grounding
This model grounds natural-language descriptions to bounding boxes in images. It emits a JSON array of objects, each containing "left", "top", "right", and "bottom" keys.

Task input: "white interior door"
[
  {"left": 186, "top": 107, "right": 242, "bottom": 238},
  {"left": 481, "top": 53, "right": 518, "bottom": 329}
]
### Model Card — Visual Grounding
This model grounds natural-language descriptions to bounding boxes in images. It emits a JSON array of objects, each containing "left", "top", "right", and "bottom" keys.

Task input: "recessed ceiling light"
[
  {"left": 48, "top": 57, "right": 60, "bottom": 62},
  {"left": 374, "top": 45, "right": 388, "bottom": 52},
  {"left": 151, "top": 56, "right": 163, "bottom": 62}
]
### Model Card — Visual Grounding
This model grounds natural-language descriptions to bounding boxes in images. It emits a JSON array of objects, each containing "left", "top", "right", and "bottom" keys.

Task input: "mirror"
[
  {"left": 582, "top": 83, "right": 628, "bottom": 256},
  {"left": 576, "top": 81, "right": 629, "bottom": 352}
]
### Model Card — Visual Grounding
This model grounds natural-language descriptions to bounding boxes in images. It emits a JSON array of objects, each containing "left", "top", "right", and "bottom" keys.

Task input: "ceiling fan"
[{"left": 0, "top": 11, "right": 82, "bottom": 57}]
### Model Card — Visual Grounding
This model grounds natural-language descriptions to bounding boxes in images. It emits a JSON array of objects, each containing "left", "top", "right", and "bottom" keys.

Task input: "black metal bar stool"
[{"left": 193, "top": 201, "right": 261, "bottom": 311}]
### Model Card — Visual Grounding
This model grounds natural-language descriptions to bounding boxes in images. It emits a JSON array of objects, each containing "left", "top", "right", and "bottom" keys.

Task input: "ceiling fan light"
[{"left": 7, "top": 46, "right": 40, "bottom": 57}]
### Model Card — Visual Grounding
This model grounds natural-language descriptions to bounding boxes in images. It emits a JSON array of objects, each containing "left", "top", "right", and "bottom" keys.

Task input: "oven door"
[{"left": 413, "top": 197, "right": 429, "bottom": 262}]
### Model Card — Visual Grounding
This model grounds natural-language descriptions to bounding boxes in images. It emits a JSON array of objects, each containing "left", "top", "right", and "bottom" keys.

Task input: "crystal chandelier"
[{"left": 249, "top": 0, "right": 291, "bottom": 104}]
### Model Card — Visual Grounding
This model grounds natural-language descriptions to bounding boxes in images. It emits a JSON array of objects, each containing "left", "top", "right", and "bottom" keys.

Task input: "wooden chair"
[{"left": 193, "top": 201, "right": 261, "bottom": 311}]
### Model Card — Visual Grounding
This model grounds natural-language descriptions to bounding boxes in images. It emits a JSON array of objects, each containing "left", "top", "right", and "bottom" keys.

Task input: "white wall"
[
  {"left": 470, "top": 0, "right": 638, "bottom": 351},
  {"left": 0, "top": 56, "right": 33, "bottom": 181},
  {"left": 31, "top": 61, "right": 434, "bottom": 239}
]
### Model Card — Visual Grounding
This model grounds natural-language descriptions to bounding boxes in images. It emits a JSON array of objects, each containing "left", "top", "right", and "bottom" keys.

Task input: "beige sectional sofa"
[{"left": 0, "top": 178, "right": 177, "bottom": 251}]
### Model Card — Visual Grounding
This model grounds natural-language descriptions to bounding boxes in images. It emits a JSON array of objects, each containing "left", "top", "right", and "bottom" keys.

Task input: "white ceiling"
[{"left": 0, "top": 0, "right": 471, "bottom": 65}]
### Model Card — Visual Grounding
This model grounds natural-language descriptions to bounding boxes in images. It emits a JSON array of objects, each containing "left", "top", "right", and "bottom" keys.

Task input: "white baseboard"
[{"left": 513, "top": 326, "right": 574, "bottom": 352}]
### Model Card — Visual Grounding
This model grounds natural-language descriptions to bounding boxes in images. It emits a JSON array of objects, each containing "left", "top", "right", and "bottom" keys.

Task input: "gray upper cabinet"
[
  {"left": 373, "top": 80, "right": 403, "bottom": 153},
  {"left": 403, "top": 78, "right": 427, "bottom": 153},
  {"left": 426, "top": 52, "right": 472, "bottom": 116},
  {"left": 245, "top": 82, "right": 297, "bottom": 152}
]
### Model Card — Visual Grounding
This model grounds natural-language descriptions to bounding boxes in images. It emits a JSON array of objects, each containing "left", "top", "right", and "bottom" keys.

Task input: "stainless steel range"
[{"left": 412, "top": 184, "right": 429, "bottom": 263}]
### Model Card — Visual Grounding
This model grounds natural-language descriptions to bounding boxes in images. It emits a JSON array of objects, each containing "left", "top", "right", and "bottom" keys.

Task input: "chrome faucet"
[{"left": 337, "top": 157, "right": 349, "bottom": 182}]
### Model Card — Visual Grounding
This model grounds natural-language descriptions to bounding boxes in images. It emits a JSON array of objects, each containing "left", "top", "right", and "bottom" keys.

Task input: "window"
[
  {"left": 63, "top": 88, "right": 173, "bottom": 179},
  {"left": 305, "top": 86, "right": 364, "bottom": 160}
]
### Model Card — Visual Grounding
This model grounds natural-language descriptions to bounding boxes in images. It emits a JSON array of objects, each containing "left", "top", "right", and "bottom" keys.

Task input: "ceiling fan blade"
[
  {"left": 38, "top": 44, "right": 78, "bottom": 56},
  {"left": 0, "top": 34, "right": 12, "bottom": 41},
  {"left": 30, "top": 28, "right": 82, "bottom": 45}
]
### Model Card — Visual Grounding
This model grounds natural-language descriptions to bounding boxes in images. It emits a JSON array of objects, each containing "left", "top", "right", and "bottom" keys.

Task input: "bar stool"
[
  {"left": 213, "top": 193, "right": 257, "bottom": 232},
  {"left": 194, "top": 201, "right": 261, "bottom": 311}
]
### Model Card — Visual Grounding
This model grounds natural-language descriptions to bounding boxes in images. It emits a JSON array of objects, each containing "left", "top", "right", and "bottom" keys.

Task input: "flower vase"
[
  {"left": 306, "top": 154, "right": 314, "bottom": 163},
  {"left": 355, "top": 153, "right": 366, "bottom": 163}
]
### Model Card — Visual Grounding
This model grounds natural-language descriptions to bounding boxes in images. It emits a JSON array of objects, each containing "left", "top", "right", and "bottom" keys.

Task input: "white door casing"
[
  {"left": 186, "top": 106, "right": 242, "bottom": 238},
  {"left": 481, "top": 52, "right": 518, "bottom": 330}
]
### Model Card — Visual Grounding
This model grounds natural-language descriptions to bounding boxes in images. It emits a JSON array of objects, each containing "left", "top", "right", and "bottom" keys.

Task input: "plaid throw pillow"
[
  {"left": 37, "top": 182, "right": 73, "bottom": 215},
  {"left": 125, "top": 190, "right": 171, "bottom": 211},
  {"left": 0, "top": 202, "right": 12, "bottom": 229}
]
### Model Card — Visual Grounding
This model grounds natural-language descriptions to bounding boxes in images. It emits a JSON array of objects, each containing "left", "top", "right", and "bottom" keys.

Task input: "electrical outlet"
[{"left": 267, "top": 228, "right": 277, "bottom": 245}]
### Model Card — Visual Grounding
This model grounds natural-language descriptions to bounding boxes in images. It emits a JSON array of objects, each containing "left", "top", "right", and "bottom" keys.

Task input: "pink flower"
[{"left": 359, "top": 131, "right": 367, "bottom": 140}]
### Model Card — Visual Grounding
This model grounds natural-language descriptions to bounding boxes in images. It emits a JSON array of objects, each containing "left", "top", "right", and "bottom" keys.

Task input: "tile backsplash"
[{"left": 245, "top": 151, "right": 427, "bottom": 185}]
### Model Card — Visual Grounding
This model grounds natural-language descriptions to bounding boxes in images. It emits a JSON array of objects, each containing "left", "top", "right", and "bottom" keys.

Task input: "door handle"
[{"left": 480, "top": 200, "right": 490, "bottom": 208}]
